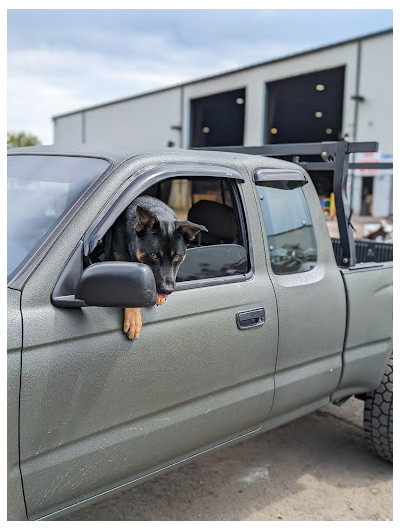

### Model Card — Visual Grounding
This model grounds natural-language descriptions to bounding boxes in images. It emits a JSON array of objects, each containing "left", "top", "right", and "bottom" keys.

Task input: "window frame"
[{"left": 83, "top": 163, "right": 254, "bottom": 292}]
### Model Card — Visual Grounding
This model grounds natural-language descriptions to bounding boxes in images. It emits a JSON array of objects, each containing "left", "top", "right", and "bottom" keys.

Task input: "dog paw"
[
  {"left": 123, "top": 308, "right": 142, "bottom": 340},
  {"left": 156, "top": 294, "right": 168, "bottom": 306}
]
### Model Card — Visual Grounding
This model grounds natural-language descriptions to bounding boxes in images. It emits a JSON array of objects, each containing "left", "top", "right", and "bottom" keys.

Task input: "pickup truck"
[{"left": 7, "top": 141, "right": 393, "bottom": 521}]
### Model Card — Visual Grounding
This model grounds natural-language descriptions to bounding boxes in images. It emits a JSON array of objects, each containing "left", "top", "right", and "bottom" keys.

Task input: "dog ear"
[
  {"left": 175, "top": 220, "right": 208, "bottom": 242},
  {"left": 134, "top": 205, "right": 159, "bottom": 232}
]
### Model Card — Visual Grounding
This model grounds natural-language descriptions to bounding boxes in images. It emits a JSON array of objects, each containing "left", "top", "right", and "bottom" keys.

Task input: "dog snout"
[{"left": 158, "top": 278, "right": 175, "bottom": 295}]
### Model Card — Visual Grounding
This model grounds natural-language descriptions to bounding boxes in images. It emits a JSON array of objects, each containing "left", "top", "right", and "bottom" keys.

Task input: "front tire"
[{"left": 363, "top": 353, "right": 393, "bottom": 462}]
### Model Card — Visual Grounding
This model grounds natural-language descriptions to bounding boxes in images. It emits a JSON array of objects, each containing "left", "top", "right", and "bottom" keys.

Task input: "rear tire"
[{"left": 363, "top": 353, "right": 393, "bottom": 462}]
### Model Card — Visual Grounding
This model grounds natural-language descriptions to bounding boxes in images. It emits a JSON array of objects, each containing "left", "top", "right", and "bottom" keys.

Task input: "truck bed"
[{"left": 331, "top": 237, "right": 393, "bottom": 265}]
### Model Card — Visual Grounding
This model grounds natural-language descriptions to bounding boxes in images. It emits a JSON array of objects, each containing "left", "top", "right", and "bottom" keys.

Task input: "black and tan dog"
[{"left": 109, "top": 195, "right": 207, "bottom": 339}]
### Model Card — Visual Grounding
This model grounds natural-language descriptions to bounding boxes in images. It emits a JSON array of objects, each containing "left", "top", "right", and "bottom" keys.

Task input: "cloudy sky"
[{"left": 7, "top": 7, "right": 393, "bottom": 144}]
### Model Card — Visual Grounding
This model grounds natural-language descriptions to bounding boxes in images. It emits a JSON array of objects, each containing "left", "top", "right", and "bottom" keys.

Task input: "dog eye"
[
  {"left": 173, "top": 254, "right": 180, "bottom": 262},
  {"left": 150, "top": 253, "right": 158, "bottom": 260}
]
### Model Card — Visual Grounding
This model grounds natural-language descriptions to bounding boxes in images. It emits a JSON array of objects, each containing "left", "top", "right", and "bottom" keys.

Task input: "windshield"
[{"left": 7, "top": 154, "right": 110, "bottom": 280}]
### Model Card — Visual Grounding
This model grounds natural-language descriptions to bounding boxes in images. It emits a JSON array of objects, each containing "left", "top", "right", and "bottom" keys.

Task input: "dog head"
[{"left": 132, "top": 204, "right": 207, "bottom": 298}]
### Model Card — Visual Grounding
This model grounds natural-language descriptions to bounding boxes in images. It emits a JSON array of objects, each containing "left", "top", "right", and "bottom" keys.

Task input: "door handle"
[{"left": 236, "top": 308, "right": 265, "bottom": 330}]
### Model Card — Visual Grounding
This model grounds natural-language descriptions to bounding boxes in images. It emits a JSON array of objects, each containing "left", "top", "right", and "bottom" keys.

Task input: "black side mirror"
[
  {"left": 75, "top": 262, "right": 157, "bottom": 307},
  {"left": 52, "top": 261, "right": 157, "bottom": 308}
]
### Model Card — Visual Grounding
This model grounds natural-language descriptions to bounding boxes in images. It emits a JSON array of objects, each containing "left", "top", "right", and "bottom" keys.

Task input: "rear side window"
[{"left": 257, "top": 184, "right": 317, "bottom": 274}]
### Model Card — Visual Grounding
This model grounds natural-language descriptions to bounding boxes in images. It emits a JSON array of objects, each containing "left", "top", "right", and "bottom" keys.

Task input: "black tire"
[{"left": 363, "top": 353, "right": 393, "bottom": 462}]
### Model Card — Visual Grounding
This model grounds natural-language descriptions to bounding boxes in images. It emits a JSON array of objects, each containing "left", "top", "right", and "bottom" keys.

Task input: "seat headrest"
[{"left": 188, "top": 200, "right": 236, "bottom": 241}]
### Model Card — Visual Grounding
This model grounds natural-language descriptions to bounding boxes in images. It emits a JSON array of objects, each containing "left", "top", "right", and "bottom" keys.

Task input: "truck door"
[
  {"left": 254, "top": 168, "right": 347, "bottom": 417},
  {"left": 18, "top": 162, "right": 279, "bottom": 520}
]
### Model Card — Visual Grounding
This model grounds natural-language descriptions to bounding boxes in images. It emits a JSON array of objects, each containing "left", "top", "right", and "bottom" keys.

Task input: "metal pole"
[
  {"left": 332, "top": 142, "right": 356, "bottom": 267},
  {"left": 350, "top": 40, "right": 363, "bottom": 211}
]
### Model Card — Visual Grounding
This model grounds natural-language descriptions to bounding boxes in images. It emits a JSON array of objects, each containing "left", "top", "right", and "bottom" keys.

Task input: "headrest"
[{"left": 188, "top": 200, "right": 236, "bottom": 241}]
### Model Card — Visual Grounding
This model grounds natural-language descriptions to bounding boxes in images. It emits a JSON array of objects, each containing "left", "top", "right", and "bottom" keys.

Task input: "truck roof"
[
  {"left": 7, "top": 143, "right": 306, "bottom": 176},
  {"left": 8, "top": 144, "right": 180, "bottom": 166}
]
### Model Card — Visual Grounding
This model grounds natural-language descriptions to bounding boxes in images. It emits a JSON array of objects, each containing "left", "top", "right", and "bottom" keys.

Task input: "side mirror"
[
  {"left": 52, "top": 261, "right": 157, "bottom": 308},
  {"left": 76, "top": 262, "right": 157, "bottom": 307}
]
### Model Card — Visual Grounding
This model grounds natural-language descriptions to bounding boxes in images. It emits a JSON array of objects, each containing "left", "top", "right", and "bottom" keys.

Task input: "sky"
[{"left": 6, "top": 6, "right": 394, "bottom": 145}]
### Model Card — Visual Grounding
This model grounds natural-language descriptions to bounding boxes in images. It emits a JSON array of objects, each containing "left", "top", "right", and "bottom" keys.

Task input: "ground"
[{"left": 59, "top": 397, "right": 392, "bottom": 521}]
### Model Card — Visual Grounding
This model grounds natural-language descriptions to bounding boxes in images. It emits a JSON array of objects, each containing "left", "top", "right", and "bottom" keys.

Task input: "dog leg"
[{"left": 123, "top": 308, "right": 142, "bottom": 340}]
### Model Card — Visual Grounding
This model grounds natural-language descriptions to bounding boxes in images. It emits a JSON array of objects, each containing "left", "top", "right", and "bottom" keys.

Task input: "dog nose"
[{"left": 159, "top": 279, "right": 175, "bottom": 295}]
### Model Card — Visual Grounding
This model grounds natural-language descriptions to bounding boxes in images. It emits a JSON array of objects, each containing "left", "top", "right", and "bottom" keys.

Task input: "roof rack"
[{"left": 196, "top": 141, "right": 392, "bottom": 267}]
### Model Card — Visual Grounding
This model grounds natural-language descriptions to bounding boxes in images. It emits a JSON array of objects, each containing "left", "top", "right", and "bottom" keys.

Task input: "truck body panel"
[{"left": 333, "top": 264, "right": 393, "bottom": 401}]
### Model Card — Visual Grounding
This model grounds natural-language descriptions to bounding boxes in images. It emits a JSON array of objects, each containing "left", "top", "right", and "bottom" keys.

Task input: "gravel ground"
[{"left": 59, "top": 397, "right": 392, "bottom": 521}]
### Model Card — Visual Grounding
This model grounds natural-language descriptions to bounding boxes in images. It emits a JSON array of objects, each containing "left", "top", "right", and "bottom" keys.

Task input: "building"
[{"left": 53, "top": 29, "right": 393, "bottom": 218}]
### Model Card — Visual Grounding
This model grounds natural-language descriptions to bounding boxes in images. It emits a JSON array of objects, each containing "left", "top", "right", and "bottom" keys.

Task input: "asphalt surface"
[{"left": 59, "top": 397, "right": 393, "bottom": 521}]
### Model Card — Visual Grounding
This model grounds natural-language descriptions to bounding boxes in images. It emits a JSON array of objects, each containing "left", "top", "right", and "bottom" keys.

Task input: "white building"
[{"left": 53, "top": 29, "right": 393, "bottom": 217}]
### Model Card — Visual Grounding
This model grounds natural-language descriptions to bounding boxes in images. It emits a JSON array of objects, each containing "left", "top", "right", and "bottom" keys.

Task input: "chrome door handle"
[{"left": 236, "top": 308, "right": 265, "bottom": 330}]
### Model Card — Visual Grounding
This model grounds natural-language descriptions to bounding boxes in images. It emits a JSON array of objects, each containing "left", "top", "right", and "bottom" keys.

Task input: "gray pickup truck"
[{"left": 7, "top": 141, "right": 393, "bottom": 521}]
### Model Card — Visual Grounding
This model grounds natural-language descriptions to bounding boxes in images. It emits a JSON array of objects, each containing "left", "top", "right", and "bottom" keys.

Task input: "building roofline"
[{"left": 53, "top": 27, "right": 392, "bottom": 120}]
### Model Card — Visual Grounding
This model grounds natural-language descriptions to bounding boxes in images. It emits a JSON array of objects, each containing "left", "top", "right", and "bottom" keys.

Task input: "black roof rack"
[{"left": 196, "top": 141, "right": 392, "bottom": 267}]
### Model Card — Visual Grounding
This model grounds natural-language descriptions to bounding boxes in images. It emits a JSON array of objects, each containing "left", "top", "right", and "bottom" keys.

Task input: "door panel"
[
  {"left": 255, "top": 174, "right": 347, "bottom": 417},
  {"left": 268, "top": 265, "right": 346, "bottom": 416},
  {"left": 19, "top": 180, "right": 278, "bottom": 520}
]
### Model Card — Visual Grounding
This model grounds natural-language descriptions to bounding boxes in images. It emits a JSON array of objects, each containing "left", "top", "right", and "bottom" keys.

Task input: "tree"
[{"left": 7, "top": 131, "right": 42, "bottom": 149}]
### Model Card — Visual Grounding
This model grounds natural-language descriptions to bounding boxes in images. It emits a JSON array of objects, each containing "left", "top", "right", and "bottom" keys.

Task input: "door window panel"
[
  {"left": 257, "top": 185, "right": 317, "bottom": 274},
  {"left": 89, "top": 177, "right": 250, "bottom": 283}
]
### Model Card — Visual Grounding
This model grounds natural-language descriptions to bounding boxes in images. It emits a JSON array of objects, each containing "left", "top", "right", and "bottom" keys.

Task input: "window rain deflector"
[{"left": 254, "top": 169, "right": 307, "bottom": 190}]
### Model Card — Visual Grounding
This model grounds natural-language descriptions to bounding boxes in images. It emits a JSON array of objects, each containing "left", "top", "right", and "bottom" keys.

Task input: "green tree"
[{"left": 7, "top": 131, "right": 42, "bottom": 149}]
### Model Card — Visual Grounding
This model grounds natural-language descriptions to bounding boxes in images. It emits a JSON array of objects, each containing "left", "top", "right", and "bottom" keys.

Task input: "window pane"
[{"left": 257, "top": 185, "right": 317, "bottom": 274}]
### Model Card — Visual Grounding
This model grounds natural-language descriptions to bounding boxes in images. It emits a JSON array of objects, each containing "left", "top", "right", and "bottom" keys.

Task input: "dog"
[{"left": 108, "top": 195, "right": 207, "bottom": 339}]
